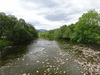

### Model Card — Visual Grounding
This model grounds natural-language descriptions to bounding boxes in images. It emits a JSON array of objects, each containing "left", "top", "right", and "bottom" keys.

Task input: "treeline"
[
  {"left": 0, "top": 12, "right": 37, "bottom": 47},
  {"left": 39, "top": 10, "right": 100, "bottom": 44}
]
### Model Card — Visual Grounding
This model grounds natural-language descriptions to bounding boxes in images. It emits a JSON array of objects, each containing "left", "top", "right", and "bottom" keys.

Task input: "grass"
[{"left": 0, "top": 40, "right": 13, "bottom": 48}]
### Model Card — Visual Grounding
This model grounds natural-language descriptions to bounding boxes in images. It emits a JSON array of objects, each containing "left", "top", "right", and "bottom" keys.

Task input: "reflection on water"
[{"left": 0, "top": 45, "right": 28, "bottom": 66}]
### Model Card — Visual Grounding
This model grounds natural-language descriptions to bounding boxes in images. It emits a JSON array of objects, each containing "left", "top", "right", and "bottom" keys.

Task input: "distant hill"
[{"left": 37, "top": 29, "right": 47, "bottom": 32}]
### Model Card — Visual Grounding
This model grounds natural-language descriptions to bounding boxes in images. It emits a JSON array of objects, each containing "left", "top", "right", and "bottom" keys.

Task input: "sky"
[{"left": 0, "top": 0, "right": 100, "bottom": 30}]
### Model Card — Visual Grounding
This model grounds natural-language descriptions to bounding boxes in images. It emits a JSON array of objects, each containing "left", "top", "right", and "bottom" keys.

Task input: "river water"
[{"left": 0, "top": 38, "right": 89, "bottom": 75}]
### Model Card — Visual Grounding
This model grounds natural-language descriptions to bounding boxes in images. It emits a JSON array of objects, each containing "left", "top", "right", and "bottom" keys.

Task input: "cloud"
[
  {"left": 21, "top": 0, "right": 59, "bottom": 8},
  {"left": 44, "top": 12, "right": 69, "bottom": 22},
  {"left": 0, "top": 0, "right": 100, "bottom": 30},
  {"left": 29, "top": 21, "right": 42, "bottom": 26},
  {"left": 44, "top": 9, "right": 84, "bottom": 22},
  {"left": 0, "top": 0, "right": 20, "bottom": 12}
]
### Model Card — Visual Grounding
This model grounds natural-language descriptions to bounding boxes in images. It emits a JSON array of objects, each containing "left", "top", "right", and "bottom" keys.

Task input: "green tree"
[
  {"left": 0, "top": 12, "right": 38, "bottom": 46},
  {"left": 54, "top": 28, "right": 61, "bottom": 38},
  {"left": 0, "top": 12, "right": 8, "bottom": 39},
  {"left": 5, "top": 15, "right": 18, "bottom": 41},
  {"left": 59, "top": 25, "right": 67, "bottom": 38},
  {"left": 71, "top": 10, "right": 100, "bottom": 43}
]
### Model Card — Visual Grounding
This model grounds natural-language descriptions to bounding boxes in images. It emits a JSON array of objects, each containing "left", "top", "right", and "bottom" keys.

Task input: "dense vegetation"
[
  {"left": 0, "top": 12, "right": 37, "bottom": 48},
  {"left": 39, "top": 10, "right": 100, "bottom": 44}
]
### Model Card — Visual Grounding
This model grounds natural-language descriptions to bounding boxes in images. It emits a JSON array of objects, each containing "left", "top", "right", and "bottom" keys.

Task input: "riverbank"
[
  {"left": 59, "top": 42, "right": 100, "bottom": 75},
  {"left": 0, "top": 38, "right": 38, "bottom": 50},
  {"left": 73, "top": 45, "right": 100, "bottom": 75}
]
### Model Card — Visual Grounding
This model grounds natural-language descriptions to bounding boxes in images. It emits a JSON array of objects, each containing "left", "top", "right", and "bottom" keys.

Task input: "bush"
[{"left": 0, "top": 40, "right": 13, "bottom": 48}]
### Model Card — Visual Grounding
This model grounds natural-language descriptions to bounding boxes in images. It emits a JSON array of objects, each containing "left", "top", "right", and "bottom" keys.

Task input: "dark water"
[
  {"left": 0, "top": 44, "right": 28, "bottom": 67},
  {"left": 0, "top": 38, "right": 88, "bottom": 75}
]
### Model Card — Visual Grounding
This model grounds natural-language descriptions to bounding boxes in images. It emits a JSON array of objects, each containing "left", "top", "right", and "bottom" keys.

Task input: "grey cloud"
[
  {"left": 21, "top": 0, "right": 59, "bottom": 8},
  {"left": 21, "top": 0, "right": 83, "bottom": 22},
  {"left": 44, "top": 9, "right": 83, "bottom": 22},
  {"left": 29, "top": 21, "right": 42, "bottom": 26},
  {"left": 44, "top": 12, "right": 69, "bottom": 22},
  {"left": 19, "top": 0, "right": 100, "bottom": 29}
]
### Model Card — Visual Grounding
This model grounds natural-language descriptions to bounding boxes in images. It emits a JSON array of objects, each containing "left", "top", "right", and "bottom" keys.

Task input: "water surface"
[{"left": 0, "top": 38, "right": 84, "bottom": 75}]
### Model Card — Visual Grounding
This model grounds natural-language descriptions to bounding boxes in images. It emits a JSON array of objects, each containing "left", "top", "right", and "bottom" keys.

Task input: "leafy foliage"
[
  {"left": 0, "top": 40, "right": 13, "bottom": 48},
  {"left": 0, "top": 12, "right": 37, "bottom": 46},
  {"left": 39, "top": 10, "right": 100, "bottom": 44},
  {"left": 71, "top": 10, "right": 100, "bottom": 43}
]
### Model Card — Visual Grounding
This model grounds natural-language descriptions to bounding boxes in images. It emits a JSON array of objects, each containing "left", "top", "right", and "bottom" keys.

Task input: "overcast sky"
[{"left": 0, "top": 0, "right": 100, "bottom": 30}]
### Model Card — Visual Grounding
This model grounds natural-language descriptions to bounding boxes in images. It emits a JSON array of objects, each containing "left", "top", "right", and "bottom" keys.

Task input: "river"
[{"left": 0, "top": 38, "right": 99, "bottom": 75}]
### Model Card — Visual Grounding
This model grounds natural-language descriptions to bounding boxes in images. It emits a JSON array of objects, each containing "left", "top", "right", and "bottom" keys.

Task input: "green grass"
[{"left": 0, "top": 40, "right": 13, "bottom": 48}]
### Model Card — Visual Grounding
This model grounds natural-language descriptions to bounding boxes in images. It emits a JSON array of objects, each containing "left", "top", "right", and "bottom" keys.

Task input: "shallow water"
[{"left": 0, "top": 38, "right": 83, "bottom": 75}]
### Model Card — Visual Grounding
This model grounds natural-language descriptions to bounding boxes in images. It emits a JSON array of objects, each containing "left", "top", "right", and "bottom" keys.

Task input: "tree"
[
  {"left": 0, "top": 12, "right": 38, "bottom": 45},
  {"left": 71, "top": 10, "right": 100, "bottom": 43},
  {"left": 54, "top": 28, "right": 61, "bottom": 38},
  {"left": 26, "top": 23, "right": 38, "bottom": 38},
  {"left": 18, "top": 18, "right": 26, "bottom": 27},
  {"left": 5, "top": 15, "right": 18, "bottom": 41},
  {"left": 0, "top": 12, "right": 8, "bottom": 39}
]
